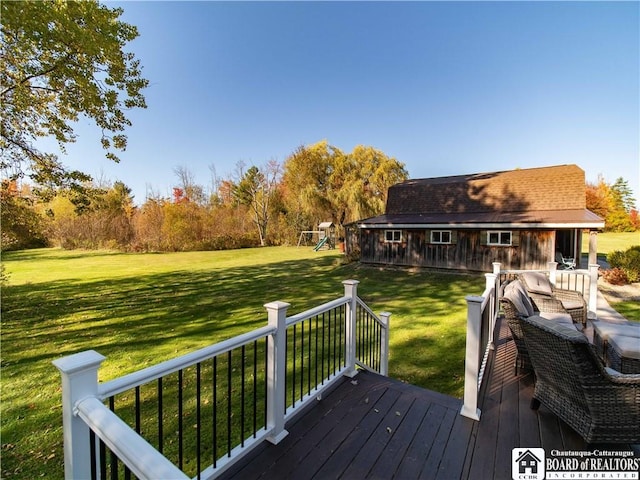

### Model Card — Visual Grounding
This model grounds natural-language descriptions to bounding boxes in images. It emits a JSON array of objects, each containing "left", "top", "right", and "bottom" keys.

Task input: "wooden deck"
[{"left": 221, "top": 317, "right": 639, "bottom": 479}]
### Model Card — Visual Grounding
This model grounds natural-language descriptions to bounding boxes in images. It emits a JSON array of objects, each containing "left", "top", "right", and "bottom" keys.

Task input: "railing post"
[
  {"left": 588, "top": 263, "right": 600, "bottom": 320},
  {"left": 379, "top": 312, "right": 391, "bottom": 376},
  {"left": 265, "top": 301, "right": 290, "bottom": 444},
  {"left": 485, "top": 272, "right": 497, "bottom": 350},
  {"left": 460, "top": 296, "right": 482, "bottom": 421},
  {"left": 52, "top": 350, "right": 106, "bottom": 480},
  {"left": 548, "top": 261, "right": 558, "bottom": 286},
  {"left": 343, "top": 279, "right": 359, "bottom": 378}
]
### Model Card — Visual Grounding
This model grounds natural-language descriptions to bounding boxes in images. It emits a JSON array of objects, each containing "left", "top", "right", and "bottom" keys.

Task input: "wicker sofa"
[
  {"left": 519, "top": 271, "right": 588, "bottom": 327},
  {"left": 518, "top": 315, "right": 640, "bottom": 444}
]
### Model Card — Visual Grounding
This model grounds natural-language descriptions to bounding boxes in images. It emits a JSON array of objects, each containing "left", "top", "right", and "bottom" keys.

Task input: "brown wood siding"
[{"left": 359, "top": 229, "right": 555, "bottom": 271}]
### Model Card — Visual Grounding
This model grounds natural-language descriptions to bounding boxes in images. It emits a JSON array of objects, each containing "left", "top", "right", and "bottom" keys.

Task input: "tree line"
[
  {"left": 1, "top": 141, "right": 409, "bottom": 251},
  {"left": 3, "top": 156, "right": 637, "bottom": 253}
]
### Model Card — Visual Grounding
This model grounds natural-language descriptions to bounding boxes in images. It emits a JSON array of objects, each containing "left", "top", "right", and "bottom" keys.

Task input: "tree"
[
  {"left": 0, "top": 180, "right": 48, "bottom": 250},
  {"left": 1, "top": 0, "right": 148, "bottom": 192},
  {"left": 234, "top": 161, "right": 281, "bottom": 246},
  {"left": 282, "top": 141, "right": 408, "bottom": 233},
  {"left": 586, "top": 175, "right": 638, "bottom": 232}
]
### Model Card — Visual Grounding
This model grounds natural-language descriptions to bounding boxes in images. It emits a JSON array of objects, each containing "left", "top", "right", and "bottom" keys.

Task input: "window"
[
  {"left": 487, "top": 231, "right": 512, "bottom": 246},
  {"left": 430, "top": 230, "right": 452, "bottom": 244},
  {"left": 384, "top": 230, "right": 402, "bottom": 243}
]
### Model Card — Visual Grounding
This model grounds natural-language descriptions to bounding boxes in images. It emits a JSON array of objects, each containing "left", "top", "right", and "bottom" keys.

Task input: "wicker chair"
[
  {"left": 519, "top": 272, "right": 587, "bottom": 327},
  {"left": 518, "top": 315, "right": 640, "bottom": 444},
  {"left": 500, "top": 297, "right": 533, "bottom": 375}
]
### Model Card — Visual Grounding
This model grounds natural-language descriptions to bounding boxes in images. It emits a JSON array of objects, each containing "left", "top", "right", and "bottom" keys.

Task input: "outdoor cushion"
[
  {"left": 503, "top": 281, "right": 535, "bottom": 317},
  {"left": 559, "top": 298, "right": 586, "bottom": 310},
  {"left": 537, "top": 311, "right": 576, "bottom": 328},
  {"left": 525, "top": 315, "right": 588, "bottom": 342},
  {"left": 608, "top": 335, "right": 640, "bottom": 361},
  {"left": 520, "top": 272, "right": 553, "bottom": 296},
  {"left": 593, "top": 321, "right": 640, "bottom": 340}
]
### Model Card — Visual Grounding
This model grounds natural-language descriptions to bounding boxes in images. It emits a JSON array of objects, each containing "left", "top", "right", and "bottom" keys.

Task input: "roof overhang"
[{"left": 356, "top": 209, "right": 605, "bottom": 230}]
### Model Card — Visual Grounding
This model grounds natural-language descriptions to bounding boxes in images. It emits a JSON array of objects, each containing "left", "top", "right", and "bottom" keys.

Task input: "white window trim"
[
  {"left": 487, "top": 230, "right": 512, "bottom": 246},
  {"left": 384, "top": 230, "right": 403, "bottom": 243},
  {"left": 430, "top": 230, "right": 452, "bottom": 244}
]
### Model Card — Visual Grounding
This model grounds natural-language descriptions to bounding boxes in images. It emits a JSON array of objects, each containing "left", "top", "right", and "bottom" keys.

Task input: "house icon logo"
[{"left": 512, "top": 448, "right": 545, "bottom": 480}]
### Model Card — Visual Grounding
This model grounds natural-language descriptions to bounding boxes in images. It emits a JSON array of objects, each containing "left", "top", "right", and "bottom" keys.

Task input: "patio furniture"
[
  {"left": 605, "top": 335, "right": 640, "bottom": 374},
  {"left": 500, "top": 280, "right": 576, "bottom": 375},
  {"left": 592, "top": 321, "right": 640, "bottom": 363},
  {"left": 518, "top": 315, "right": 640, "bottom": 444},
  {"left": 555, "top": 251, "right": 576, "bottom": 270},
  {"left": 519, "top": 271, "right": 587, "bottom": 327}
]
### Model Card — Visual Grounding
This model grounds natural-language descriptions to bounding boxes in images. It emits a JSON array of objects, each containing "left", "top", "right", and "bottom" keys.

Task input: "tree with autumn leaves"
[{"left": 586, "top": 176, "right": 639, "bottom": 232}]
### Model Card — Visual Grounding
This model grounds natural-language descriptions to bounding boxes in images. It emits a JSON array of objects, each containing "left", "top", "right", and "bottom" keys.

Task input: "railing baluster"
[
  {"left": 227, "top": 350, "right": 232, "bottom": 457},
  {"left": 240, "top": 345, "right": 245, "bottom": 447},
  {"left": 178, "top": 369, "right": 183, "bottom": 469},
  {"left": 213, "top": 356, "right": 217, "bottom": 468},
  {"left": 300, "top": 320, "right": 304, "bottom": 401},
  {"left": 315, "top": 315, "right": 319, "bottom": 387},
  {"left": 135, "top": 386, "right": 141, "bottom": 434},
  {"left": 321, "top": 312, "right": 326, "bottom": 383},
  {"left": 109, "top": 396, "right": 117, "bottom": 480},
  {"left": 158, "top": 377, "right": 163, "bottom": 454},
  {"left": 196, "top": 362, "right": 201, "bottom": 479},
  {"left": 292, "top": 323, "right": 297, "bottom": 407},
  {"left": 253, "top": 340, "right": 258, "bottom": 438},
  {"left": 89, "top": 430, "right": 97, "bottom": 480},
  {"left": 308, "top": 318, "right": 312, "bottom": 395}
]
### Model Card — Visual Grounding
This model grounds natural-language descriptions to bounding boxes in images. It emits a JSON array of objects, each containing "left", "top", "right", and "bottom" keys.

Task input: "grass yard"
[
  {"left": 1, "top": 247, "right": 483, "bottom": 479},
  {"left": 581, "top": 231, "right": 640, "bottom": 255}
]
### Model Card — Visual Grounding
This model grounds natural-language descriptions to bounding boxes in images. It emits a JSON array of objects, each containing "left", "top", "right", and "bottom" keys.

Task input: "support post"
[
  {"left": 485, "top": 272, "right": 498, "bottom": 350},
  {"left": 460, "top": 296, "right": 483, "bottom": 421},
  {"left": 265, "top": 301, "right": 290, "bottom": 444},
  {"left": 52, "top": 350, "right": 106, "bottom": 480},
  {"left": 379, "top": 312, "right": 391, "bottom": 376},
  {"left": 588, "top": 263, "right": 600, "bottom": 320},
  {"left": 589, "top": 230, "right": 598, "bottom": 267},
  {"left": 343, "top": 280, "right": 360, "bottom": 378},
  {"left": 548, "top": 261, "right": 558, "bottom": 286}
]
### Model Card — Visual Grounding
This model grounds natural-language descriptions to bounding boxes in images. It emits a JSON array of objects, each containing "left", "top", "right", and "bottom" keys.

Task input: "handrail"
[
  {"left": 75, "top": 397, "right": 189, "bottom": 480},
  {"left": 356, "top": 297, "right": 385, "bottom": 325},
  {"left": 286, "top": 296, "right": 349, "bottom": 326},
  {"left": 99, "top": 324, "right": 275, "bottom": 398}
]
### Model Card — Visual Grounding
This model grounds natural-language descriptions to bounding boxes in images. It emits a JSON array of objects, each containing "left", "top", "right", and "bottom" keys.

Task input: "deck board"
[{"left": 221, "top": 316, "right": 638, "bottom": 479}]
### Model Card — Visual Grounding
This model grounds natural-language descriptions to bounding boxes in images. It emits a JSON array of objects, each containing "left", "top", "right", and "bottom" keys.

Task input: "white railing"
[
  {"left": 53, "top": 280, "right": 390, "bottom": 480},
  {"left": 460, "top": 261, "right": 600, "bottom": 421},
  {"left": 460, "top": 263, "right": 500, "bottom": 420}
]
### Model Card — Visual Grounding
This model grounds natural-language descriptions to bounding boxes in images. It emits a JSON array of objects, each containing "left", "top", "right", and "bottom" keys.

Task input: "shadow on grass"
[{"left": 1, "top": 254, "right": 483, "bottom": 478}]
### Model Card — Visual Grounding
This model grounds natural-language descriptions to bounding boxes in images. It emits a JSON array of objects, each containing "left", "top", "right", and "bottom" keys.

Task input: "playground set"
[{"left": 297, "top": 222, "right": 336, "bottom": 251}]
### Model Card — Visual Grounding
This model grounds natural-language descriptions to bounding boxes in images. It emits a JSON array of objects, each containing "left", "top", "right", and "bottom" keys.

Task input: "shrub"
[
  {"left": 607, "top": 245, "right": 640, "bottom": 283},
  {"left": 602, "top": 267, "right": 629, "bottom": 286}
]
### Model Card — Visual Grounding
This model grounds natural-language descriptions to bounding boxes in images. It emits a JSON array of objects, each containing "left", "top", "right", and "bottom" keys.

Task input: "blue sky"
[{"left": 56, "top": 1, "right": 639, "bottom": 206}]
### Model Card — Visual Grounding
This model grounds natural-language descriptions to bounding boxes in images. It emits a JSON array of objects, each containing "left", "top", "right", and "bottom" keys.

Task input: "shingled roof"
[{"left": 358, "top": 164, "right": 604, "bottom": 229}]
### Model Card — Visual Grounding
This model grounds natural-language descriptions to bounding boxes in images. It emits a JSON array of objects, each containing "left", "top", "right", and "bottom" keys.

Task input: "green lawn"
[
  {"left": 1, "top": 247, "right": 483, "bottom": 478},
  {"left": 581, "top": 231, "right": 640, "bottom": 255}
]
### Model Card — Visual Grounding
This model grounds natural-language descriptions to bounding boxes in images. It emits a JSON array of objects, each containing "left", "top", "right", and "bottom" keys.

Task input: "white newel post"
[
  {"left": 485, "top": 271, "right": 498, "bottom": 350},
  {"left": 379, "top": 312, "right": 391, "bottom": 376},
  {"left": 52, "top": 350, "right": 106, "bottom": 480},
  {"left": 460, "top": 296, "right": 483, "bottom": 421},
  {"left": 265, "top": 301, "right": 290, "bottom": 444},
  {"left": 343, "top": 279, "right": 359, "bottom": 378},
  {"left": 548, "top": 261, "right": 558, "bottom": 286},
  {"left": 588, "top": 263, "right": 600, "bottom": 319}
]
